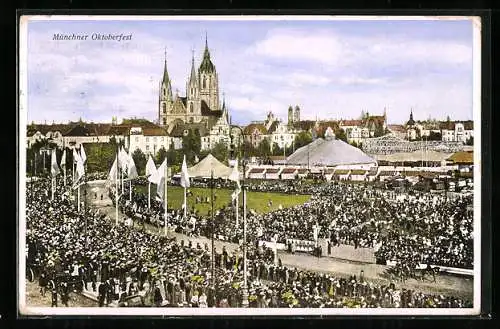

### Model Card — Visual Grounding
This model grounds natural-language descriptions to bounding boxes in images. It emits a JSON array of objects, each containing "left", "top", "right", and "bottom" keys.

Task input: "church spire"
[
  {"left": 162, "top": 47, "right": 171, "bottom": 85},
  {"left": 190, "top": 47, "right": 197, "bottom": 82},
  {"left": 199, "top": 33, "right": 215, "bottom": 73}
]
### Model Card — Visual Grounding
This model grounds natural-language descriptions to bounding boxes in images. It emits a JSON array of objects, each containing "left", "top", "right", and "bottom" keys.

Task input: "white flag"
[
  {"left": 60, "top": 149, "right": 66, "bottom": 169},
  {"left": 76, "top": 156, "right": 85, "bottom": 182},
  {"left": 155, "top": 159, "right": 167, "bottom": 201},
  {"left": 180, "top": 155, "right": 190, "bottom": 188},
  {"left": 108, "top": 157, "right": 118, "bottom": 182},
  {"left": 119, "top": 146, "right": 129, "bottom": 173},
  {"left": 51, "top": 149, "right": 60, "bottom": 176},
  {"left": 127, "top": 150, "right": 138, "bottom": 179},
  {"left": 80, "top": 144, "right": 87, "bottom": 164},
  {"left": 146, "top": 156, "right": 158, "bottom": 183},
  {"left": 229, "top": 161, "right": 241, "bottom": 201},
  {"left": 73, "top": 148, "right": 81, "bottom": 164}
]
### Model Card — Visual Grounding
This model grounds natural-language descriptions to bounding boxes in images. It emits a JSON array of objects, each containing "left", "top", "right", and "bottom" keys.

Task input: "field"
[{"left": 134, "top": 184, "right": 310, "bottom": 215}]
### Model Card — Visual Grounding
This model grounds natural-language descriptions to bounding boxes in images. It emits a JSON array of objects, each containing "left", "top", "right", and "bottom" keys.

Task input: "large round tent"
[{"left": 286, "top": 127, "right": 377, "bottom": 168}]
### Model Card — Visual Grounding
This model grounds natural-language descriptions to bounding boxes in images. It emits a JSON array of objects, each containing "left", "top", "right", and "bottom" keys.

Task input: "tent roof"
[
  {"left": 286, "top": 136, "right": 377, "bottom": 167},
  {"left": 187, "top": 154, "right": 233, "bottom": 178}
]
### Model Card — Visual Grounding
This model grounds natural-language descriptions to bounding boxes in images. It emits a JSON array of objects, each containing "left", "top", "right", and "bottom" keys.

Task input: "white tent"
[{"left": 186, "top": 154, "right": 233, "bottom": 179}]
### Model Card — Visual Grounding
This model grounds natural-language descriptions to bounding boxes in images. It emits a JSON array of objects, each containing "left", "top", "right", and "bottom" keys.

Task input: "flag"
[
  {"left": 73, "top": 148, "right": 81, "bottom": 164},
  {"left": 119, "top": 146, "right": 129, "bottom": 173},
  {"left": 108, "top": 157, "right": 118, "bottom": 182},
  {"left": 229, "top": 162, "right": 241, "bottom": 201},
  {"left": 51, "top": 149, "right": 60, "bottom": 176},
  {"left": 80, "top": 144, "right": 87, "bottom": 164},
  {"left": 180, "top": 155, "right": 190, "bottom": 188},
  {"left": 60, "top": 149, "right": 66, "bottom": 169},
  {"left": 75, "top": 156, "right": 85, "bottom": 182},
  {"left": 155, "top": 159, "right": 167, "bottom": 201},
  {"left": 146, "top": 156, "right": 158, "bottom": 183},
  {"left": 127, "top": 150, "right": 138, "bottom": 179}
]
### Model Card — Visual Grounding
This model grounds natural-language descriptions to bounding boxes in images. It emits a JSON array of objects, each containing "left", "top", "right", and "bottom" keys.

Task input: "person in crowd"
[{"left": 26, "top": 175, "right": 472, "bottom": 309}]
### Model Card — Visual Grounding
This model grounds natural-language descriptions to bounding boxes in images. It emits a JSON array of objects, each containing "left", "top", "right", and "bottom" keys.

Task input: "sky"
[{"left": 24, "top": 17, "right": 476, "bottom": 125}]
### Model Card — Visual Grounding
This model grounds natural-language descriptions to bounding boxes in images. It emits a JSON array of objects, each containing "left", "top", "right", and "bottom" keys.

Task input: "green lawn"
[{"left": 134, "top": 184, "right": 310, "bottom": 215}]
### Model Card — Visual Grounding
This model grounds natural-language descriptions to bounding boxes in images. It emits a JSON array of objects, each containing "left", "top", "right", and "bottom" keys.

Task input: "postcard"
[{"left": 18, "top": 15, "right": 482, "bottom": 316}]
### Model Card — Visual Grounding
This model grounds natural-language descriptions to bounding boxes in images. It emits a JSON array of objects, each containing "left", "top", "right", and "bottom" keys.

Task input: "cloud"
[
  {"left": 25, "top": 20, "right": 474, "bottom": 127},
  {"left": 250, "top": 28, "right": 343, "bottom": 64}
]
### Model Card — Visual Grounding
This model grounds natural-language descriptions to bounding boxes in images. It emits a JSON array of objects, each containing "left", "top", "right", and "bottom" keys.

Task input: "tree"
[
  {"left": 257, "top": 138, "right": 271, "bottom": 157},
  {"left": 211, "top": 141, "right": 229, "bottom": 164},
  {"left": 167, "top": 141, "right": 182, "bottom": 167},
  {"left": 334, "top": 128, "right": 347, "bottom": 142},
  {"left": 271, "top": 142, "right": 282, "bottom": 156},
  {"left": 242, "top": 140, "right": 256, "bottom": 158},
  {"left": 155, "top": 146, "right": 168, "bottom": 165},
  {"left": 294, "top": 131, "right": 312, "bottom": 149},
  {"left": 374, "top": 124, "right": 385, "bottom": 137},
  {"left": 182, "top": 129, "right": 202, "bottom": 164},
  {"left": 132, "top": 149, "right": 147, "bottom": 176},
  {"left": 429, "top": 131, "right": 442, "bottom": 141},
  {"left": 86, "top": 143, "right": 115, "bottom": 174},
  {"left": 192, "top": 129, "right": 202, "bottom": 155}
]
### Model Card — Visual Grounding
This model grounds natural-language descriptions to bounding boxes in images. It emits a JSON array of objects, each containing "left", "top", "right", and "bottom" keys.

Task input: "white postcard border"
[{"left": 17, "top": 14, "right": 483, "bottom": 317}]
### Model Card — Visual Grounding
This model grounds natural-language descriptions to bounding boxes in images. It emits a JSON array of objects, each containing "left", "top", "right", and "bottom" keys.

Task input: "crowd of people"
[
  {"left": 126, "top": 178, "right": 473, "bottom": 270},
  {"left": 25, "top": 176, "right": 472, "bottom": 308}
]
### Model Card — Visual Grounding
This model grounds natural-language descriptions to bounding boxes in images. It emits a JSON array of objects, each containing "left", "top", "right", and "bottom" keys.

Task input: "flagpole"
[
  {"left": 51, "top": 176, "right": 55, "bottom": 201},
  {"left": 148, "top": 182, "right": 151, "bottom": 209},
  {"left": 235, "top": 187, "right": 239, "bottom": 229},
  {"left": 183, "top": 184, "right": 187, "bottom": 219},
  {"left": 164, "top": 158, "right": 168, "bottom": 237},
  {"left": 78, "top": 183, "right": 81, "bottom": 212}
]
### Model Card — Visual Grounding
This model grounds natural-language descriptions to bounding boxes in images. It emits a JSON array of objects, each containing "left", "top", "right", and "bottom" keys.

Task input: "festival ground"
[
  {"left": 133, "top": 184, "right": 311, "bottom": 215},
  {"left": 77, "top": 181, "right": 473, "bottom": 304}
]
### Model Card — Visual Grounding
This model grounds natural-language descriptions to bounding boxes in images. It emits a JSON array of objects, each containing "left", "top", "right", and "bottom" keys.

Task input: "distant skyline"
[{"left": 25, "top": 17, "right": 476, "bottom": 126}]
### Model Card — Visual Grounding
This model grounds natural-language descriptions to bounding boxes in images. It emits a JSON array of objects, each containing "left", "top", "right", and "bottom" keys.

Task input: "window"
[
  {"left": 203, "top": 78, "right": 206, "bottom": 89},
  {"left": 146, "top": 137, "right": 149, "bottom": 142},
  {"left": 161, "top": 137, "right": 164, "bottom": 141},
  {"left": 189, "top": 117, "right": 194, "bottom": 123},
  {"left": 162, "top": 103, "right": 166, "bottom": 113},
  {"left": 135, "top": 137, "right": 139, "bottom": 142},
  {"left": 146, "top": 145, "right": 150, "bottom": 151},
  {"left": 190, "top": 103, "right": 194, "bottom": 113},
  {"left": 163, "top": 118, "right": 166, "bottom": 125}
]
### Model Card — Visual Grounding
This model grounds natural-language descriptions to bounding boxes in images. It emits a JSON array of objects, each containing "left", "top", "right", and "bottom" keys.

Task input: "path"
[{"left": 84, "top": 181, "right": 473, "bottom": 300}]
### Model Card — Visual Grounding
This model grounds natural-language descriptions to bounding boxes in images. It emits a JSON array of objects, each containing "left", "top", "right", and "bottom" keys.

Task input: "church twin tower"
[{"left": 158, "top": 36, "right": 222, "bottom": 127}]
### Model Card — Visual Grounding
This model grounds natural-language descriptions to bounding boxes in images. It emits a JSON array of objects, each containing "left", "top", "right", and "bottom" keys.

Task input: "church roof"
[
  {"left": 267, "top": 121, "right": 279, "bottom": 134},
  {"left": 143, "top": 127, "right": 168, "bottom": 136},
  {"left": 162, "top": 56, "right": 171, "bottom": 85},
  {"left": 244, "top": 123, "right": 267, "bottom": 135},
  {"left": 199, "top": 37, "right": 216, "bottom": 74},
  {"left": 200, "top": 100, "right": 222, "bottom": 117},
  {"left": 291, "top": 120, "right": 315, "bottom": 131}
]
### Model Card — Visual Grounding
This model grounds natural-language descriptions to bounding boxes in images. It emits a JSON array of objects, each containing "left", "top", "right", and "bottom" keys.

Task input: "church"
[{"left": 158, "top": 36, "right": 229, "bottom": 129}]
